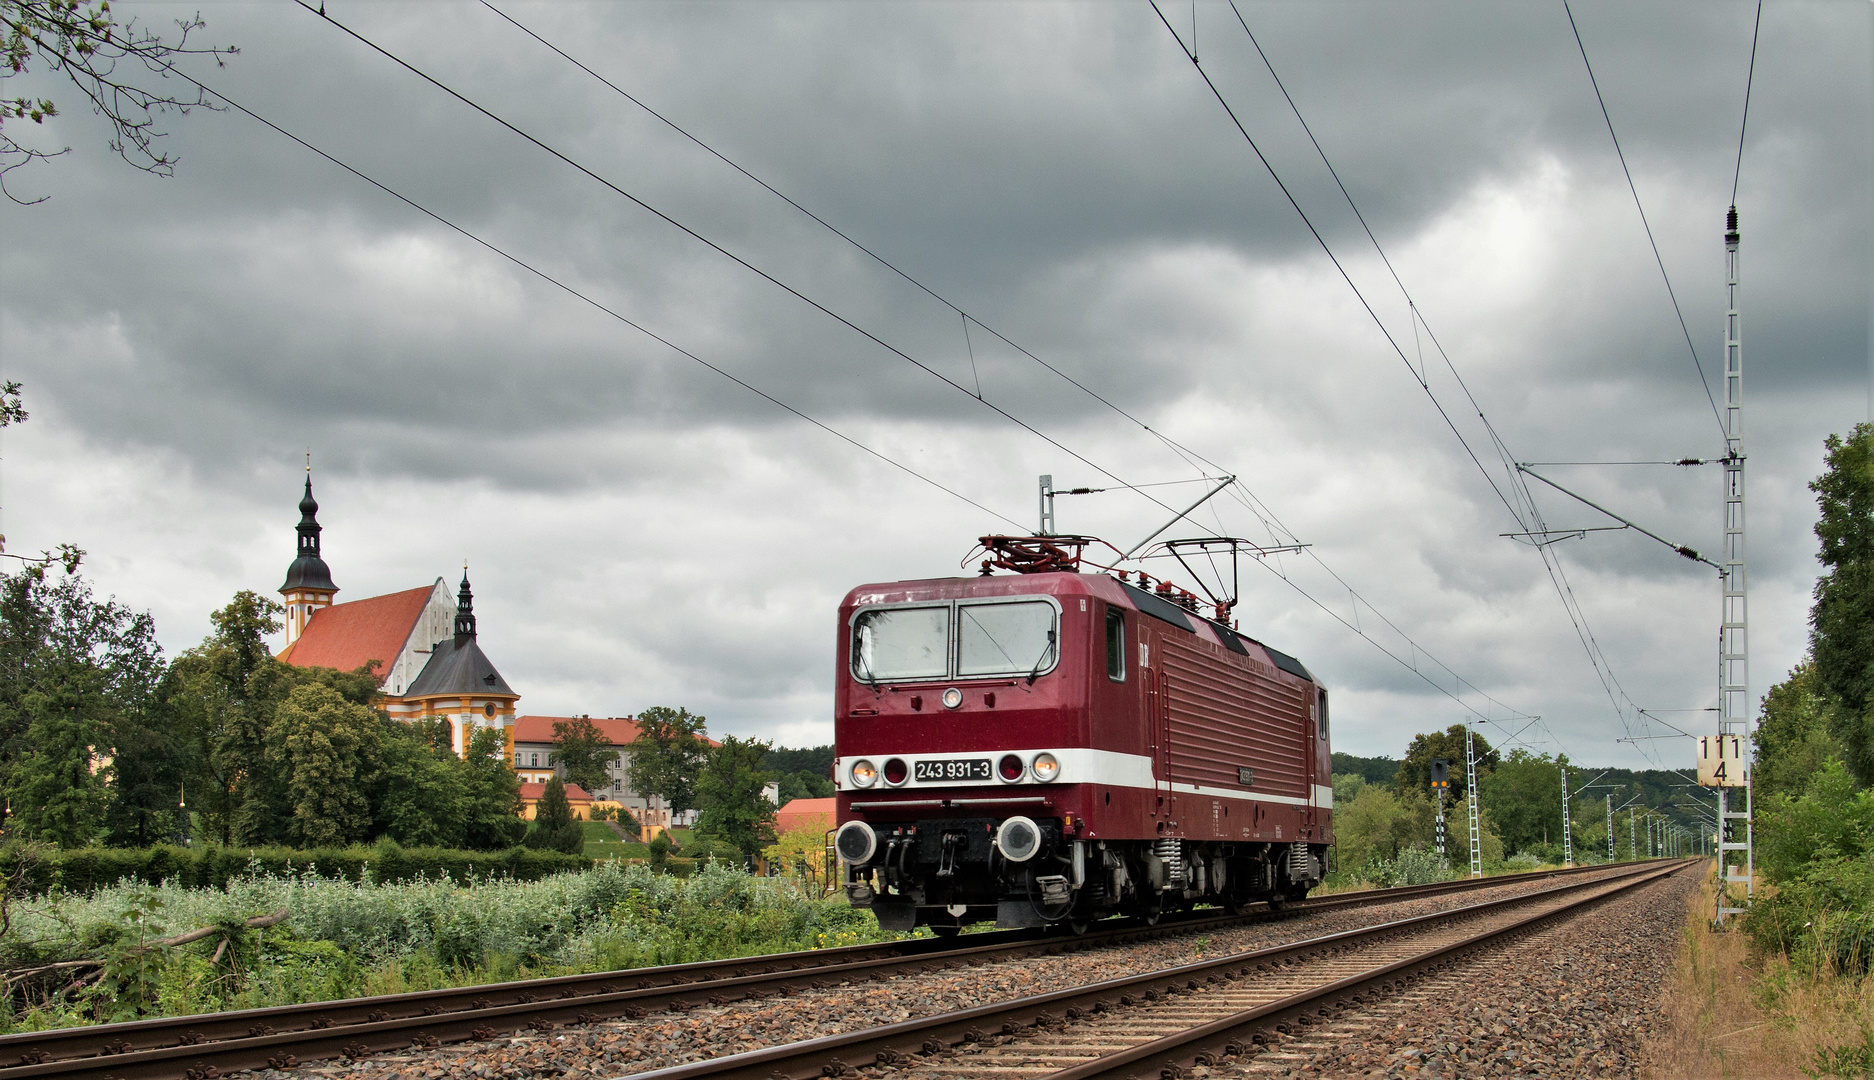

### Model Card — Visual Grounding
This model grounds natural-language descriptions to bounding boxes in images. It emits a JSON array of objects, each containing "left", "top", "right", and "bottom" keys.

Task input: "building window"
[
  {"left": 530, "top": 753, "right": 539, "bottom": 768},
  {"left": 613, "top": 779, "right": 622, "bottom": 792},
  {"left": 513, "top": 752, "right": 522, "bottom": 767}
]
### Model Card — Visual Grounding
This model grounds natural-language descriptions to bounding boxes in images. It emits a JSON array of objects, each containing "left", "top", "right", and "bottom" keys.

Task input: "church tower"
[{"left": 280, "top": 465, "right": 338, "bottom": 647}]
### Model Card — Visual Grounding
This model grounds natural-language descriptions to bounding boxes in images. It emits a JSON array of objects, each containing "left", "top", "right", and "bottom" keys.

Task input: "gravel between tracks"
[
  {"left": 231, "top": 868, "right": 1646, "bottom": 1080},
  {"left": 1213, "top": 865, "right": 1698, "bottom": 1079}
]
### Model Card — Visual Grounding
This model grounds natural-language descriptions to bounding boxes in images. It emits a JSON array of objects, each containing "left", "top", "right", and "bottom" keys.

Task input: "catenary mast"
[{"left": 1716, "top": 206, "right": 1754, "bottom": 923}]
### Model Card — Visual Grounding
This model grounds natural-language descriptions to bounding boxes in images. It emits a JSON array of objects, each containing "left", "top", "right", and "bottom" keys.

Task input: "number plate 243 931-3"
[{"left": 913, "top": 758, "right": 992, "bottom": 782}]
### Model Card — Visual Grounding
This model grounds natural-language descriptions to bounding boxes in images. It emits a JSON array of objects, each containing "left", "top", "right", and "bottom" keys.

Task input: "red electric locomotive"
[{"left": 833, "top": 537, "right": 1332, "bottom": 933}]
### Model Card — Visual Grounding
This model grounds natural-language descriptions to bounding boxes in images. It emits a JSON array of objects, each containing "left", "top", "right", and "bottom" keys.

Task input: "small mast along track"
[
  {"left": 630, "top": 860, "right": 1694, "bottom": 1080},
  {"left": 0, "top": 862, "right": 1653, "bottom": 1079}
]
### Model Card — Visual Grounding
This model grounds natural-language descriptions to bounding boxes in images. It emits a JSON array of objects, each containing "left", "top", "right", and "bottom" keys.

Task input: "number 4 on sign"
[{"left": 1697, "top": 735, "right": 1746, "bottom": 788}]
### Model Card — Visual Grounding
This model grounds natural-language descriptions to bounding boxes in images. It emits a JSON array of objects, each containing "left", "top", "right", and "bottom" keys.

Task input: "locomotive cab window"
[
  {"left": 853, "top": 606, "right": 950, "bottom": 682},
  {"left": 1104, "top": 608, "right": 1126, "bottom": 682},
  {"left": 1317, "top": 689, "right": 1329, "bottom": 738},
  {"left": 957, "top": 601, "right": 1057, "bottom": 677}
]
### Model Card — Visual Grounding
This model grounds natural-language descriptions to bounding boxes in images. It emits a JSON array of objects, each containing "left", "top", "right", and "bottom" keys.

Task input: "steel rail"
[
  {"left": 1045, "top": 859, "right": 1694, "bottom": 1079},
  {"left": 623, "top": 860, "right": 1690, "bottom": 1080},
  {"left": 0, "top": 859, "right": 1651, "bottom": 1078}
]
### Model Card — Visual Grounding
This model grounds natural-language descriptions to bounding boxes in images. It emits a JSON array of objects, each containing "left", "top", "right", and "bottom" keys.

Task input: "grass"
[
  {"left": 1644, "top": 863, "right": 1874, "bottom": 1079},
  {"left": 581, "top": 822, "right": 648, "bottom": 860}
]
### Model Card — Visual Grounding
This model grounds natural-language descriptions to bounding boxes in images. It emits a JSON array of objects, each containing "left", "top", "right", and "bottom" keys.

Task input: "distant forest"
[
  {"left": 1331, "top": 752, "right": 1399, "bottom": 785},
  {"left": 765, "top": 745, "right": 833, "bottom": 777}
]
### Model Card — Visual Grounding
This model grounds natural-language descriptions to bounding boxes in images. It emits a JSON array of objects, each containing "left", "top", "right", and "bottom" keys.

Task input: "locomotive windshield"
[
  {"left": 852, "top": 606, "right": 950, "bottom": 682},
  {"left": 957, "top": 601, "right": 1057, "bottom": 677},
  {"left": 850, "top": 599, "right": 1060, "bottom": 683}
]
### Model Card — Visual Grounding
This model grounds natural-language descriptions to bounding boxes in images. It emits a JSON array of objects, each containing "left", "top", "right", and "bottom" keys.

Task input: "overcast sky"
[{"left": 1, "top": 1, "right": 1868, "bottom": 768}]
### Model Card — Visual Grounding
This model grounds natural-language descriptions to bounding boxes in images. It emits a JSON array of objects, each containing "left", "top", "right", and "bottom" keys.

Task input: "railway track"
[
  {"left": 632, "top": 858, "right": 1695, "bottom": 1080},
  {"left": 0, "top": 860, "right": 1655, "bottom": 1079}
]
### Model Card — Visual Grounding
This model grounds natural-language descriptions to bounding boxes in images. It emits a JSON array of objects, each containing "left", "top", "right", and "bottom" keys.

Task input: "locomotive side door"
[
  {"left": 1304, "top": 689, "right": 1319, "bottom": 834},
  {"left": 1142, "top": 630, "right": 1171, "bottom": 818}
]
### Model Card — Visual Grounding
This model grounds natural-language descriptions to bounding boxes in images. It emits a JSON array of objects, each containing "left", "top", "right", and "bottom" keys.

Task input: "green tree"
[
  {"left": 1332, "top": 784, "right": 1434, "bottom": 871},
  {"left": 166, "top": 591, "right": 381, "bottom": 846},
  {"left": 164, "top": 591, "right": 284, "bottom": 845},
  {"left": 552, "top": 715, "right": 617, "bottom": 796},
  {"left": 265, "top": 682, "right": 378, "bottom": 848},
  {"left": 776, "top": 768, "right": 835, "bottom": 804},
  {"left": 694, "top": 735, "right": 777, "bottom": 858},
  {"left": 1478, "top": 749, "right": 1565, "bottom": 856},
  {"left": 1395, "top": 725, "right": 1498, "bottom": 802},
  {"left": 1809, "top": 423, "right": 1874, "bottom": 784},
  {"left": 372, "top": 717, "right": 468, "bottom": 848},
  {"left": 1754, "top": 660, "right": 1846, "bottom": 800},
  {"left": 0, "top": 380, "right": 23, "bottom": 427},
  {"left": 460, "top": 726, "right": 525, "bottom": 850},
  {"left": 0, "top": 554, "right": 163, "bottom": 846},
  {"left": 524, "top": 775, "right": 583, "bottom": 854},
  {"left": 625, "top": 706, "right": 709, "bottom": 815}
]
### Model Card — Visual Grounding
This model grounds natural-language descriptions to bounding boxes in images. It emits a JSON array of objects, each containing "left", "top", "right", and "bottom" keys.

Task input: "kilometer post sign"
[{"left": 1696, "top": 734, "right": 1747, "bottom": 787}]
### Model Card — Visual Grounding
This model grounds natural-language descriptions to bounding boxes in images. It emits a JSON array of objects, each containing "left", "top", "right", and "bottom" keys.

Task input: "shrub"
[{"left": 0, "top": 843, "right": 589, "bottom": 896}]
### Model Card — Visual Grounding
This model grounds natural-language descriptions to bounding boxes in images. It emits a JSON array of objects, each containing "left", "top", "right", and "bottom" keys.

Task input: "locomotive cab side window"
[
  {"left": 1104, "top": 607, "right": 1126, "bottom": 682},
  {"left": 852, "top": 606, "right": 950, "bottom": 682},
  {"left": 1316, "top": 688, "right": 1329, "bottom": 738}
]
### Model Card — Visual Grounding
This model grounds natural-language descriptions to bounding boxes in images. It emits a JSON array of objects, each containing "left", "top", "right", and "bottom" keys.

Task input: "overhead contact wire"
[
  {"left": 482, "top": 0, "right": 1534, "bottom": 723},
  {"left": 297, "top": 0, "right": 1179, "bottom": 520},
  {"left": 479, "top": 0, "right": 1228, "bottom": 498}
]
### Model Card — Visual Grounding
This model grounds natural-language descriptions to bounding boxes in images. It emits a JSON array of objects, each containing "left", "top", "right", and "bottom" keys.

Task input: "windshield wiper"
[{"left": 1026, "top": 629, "right": 1057, "bottom": 686}]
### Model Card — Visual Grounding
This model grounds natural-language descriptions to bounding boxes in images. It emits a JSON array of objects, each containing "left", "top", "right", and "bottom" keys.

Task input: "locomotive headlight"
[
  {"left": 850, "top": 759, "right": 878, "bottom": 788},
  {"left": 1031, "top": 752, "right": 1060, "bottom": 782},
  {"left": 941, "top": 687, "right": 963, "bottom": 710},
  {"left": 998, "top": 753, "right": 1026, "bottom": 782},
  {"left": 882, "top": 758, "right": 909, "bottom": 786}
]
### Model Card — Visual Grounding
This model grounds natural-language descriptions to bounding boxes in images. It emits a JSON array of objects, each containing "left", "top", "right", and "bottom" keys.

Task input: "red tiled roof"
[
  {"left": 278, "top": 585, "right": 434, "bottom": 679},
  {"left": 519, "top": 781, "right": 593, "bottom": 802},
  {"left": 775, "top": 797, "right": 835, "bottom": 833},
  {"left": 512, "top": 715, "right": 642, "bottom": 746},
  {"left": 512, "top": 715, "right": 721, "bottom": 748}
]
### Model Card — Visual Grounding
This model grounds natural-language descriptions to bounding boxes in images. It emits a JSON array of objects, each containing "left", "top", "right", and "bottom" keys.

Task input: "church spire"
[
  {"left": 454, "top": 566, "right": 477, "bottom": 643},
  {"left": 280, "top": 458, "right": 338, "bottom": 649}
]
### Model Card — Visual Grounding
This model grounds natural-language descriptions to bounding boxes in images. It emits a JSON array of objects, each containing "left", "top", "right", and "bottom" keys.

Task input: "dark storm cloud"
[{"left": 0, "top": 1, "right": 1866, "bottom": 764}]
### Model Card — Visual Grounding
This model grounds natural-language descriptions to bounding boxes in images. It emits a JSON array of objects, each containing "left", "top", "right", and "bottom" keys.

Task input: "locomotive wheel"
[
  {"left": 1068, "top": 915, "right": 1091, "bottom": 935},
  {"left": 1265, "top": 892, "right": 1287, "bottom": 912},
  {"left": 1140, "top": 901, "right": 1162, "bottom": 926},
  {"left": 931, "top": 925, "right": 962, "bottom": 939}
]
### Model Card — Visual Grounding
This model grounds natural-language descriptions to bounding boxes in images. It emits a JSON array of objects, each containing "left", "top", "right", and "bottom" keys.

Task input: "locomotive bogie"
[{"left": 834, "top": 569, "right": 1332, "bottom": 932}]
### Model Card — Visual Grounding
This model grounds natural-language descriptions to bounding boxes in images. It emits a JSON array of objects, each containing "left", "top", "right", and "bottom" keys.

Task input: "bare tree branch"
[{"left": 1, "top": 0, "right": 237, "bottom": 203}]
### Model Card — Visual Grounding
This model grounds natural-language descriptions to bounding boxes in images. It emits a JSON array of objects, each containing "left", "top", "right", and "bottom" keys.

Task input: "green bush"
[
  {"left": 0, "top": 843, "right": 589, "bottom": 896},
  {"left": 1744, "top": 759, "right": 1874, "bottom": 973}
]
